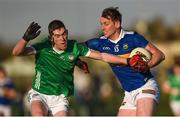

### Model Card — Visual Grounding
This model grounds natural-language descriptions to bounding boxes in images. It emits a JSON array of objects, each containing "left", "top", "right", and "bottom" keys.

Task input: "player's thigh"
[
  {"left": 136, "top": 98, "right": 157, "bottom": 116},
  {"left": 31, "top": 100, "right": 48, "bottom": 116},
  {"left": 118, "top": 109, "right": 136, "bottom": 116}
]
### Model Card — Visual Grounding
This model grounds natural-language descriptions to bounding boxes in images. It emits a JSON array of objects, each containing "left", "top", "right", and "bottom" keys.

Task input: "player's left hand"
[
  {"left": 127, "top": 54, "right": 149, "bottom": 73},
  {"left": 76, "top": 58, "right": 89, "bottom": 74}
]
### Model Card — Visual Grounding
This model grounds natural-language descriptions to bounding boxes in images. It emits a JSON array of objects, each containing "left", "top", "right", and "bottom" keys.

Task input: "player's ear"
[{"left": 115, "top": 21, "right": 120, "bottom": 29}]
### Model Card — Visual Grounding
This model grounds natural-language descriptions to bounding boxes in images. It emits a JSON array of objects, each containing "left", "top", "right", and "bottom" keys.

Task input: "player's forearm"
[
  {"left": 88, "top": 50, "right": 127, "bottom": 64},
  {"left": 12, "top": 38, "right": 28, "bottom": 56},
  {"left": 101, "top": 53, "right": 127, "bottom": 64},
  {"left": 148, "top": 50, "right": 165, "bottom": 68},
  {"left": 145, "top": 42, "right": 165, "bottom": 68}
]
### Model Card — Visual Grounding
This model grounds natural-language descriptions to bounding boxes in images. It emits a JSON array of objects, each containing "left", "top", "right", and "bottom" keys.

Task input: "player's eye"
[{"left": 104, "top": 22, "right": 110, "bottom": 26}]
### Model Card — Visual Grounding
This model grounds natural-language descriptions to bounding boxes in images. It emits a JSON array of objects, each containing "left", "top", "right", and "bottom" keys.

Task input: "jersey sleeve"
[
  {"left": 133, "top": 33, "right": 149, "bottom": 48},
  {"left": 85, "top": 38, "right": 100, "bottom": 51},
  {"left": 31, "top": 37, "right": 51, "bottom": 53},
  {"left": 76, "top": 42, "right": 90, "bottom": 56}
]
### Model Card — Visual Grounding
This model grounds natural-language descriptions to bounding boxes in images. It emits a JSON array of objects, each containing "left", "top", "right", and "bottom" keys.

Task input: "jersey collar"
[
  {"left": 109, "top": 29, "right": 125, "bottom": 44},
  {"left": 53, "top": 47, "right": 64, "bottom": 54}
]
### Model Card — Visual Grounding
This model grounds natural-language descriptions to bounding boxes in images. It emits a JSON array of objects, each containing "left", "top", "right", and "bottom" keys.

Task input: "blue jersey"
[
  {"left": 0, "top": 78, "right": 15, "bottom": 105},
  {"left": 86, "top": 30, "right": 153, "bottom": 92}
]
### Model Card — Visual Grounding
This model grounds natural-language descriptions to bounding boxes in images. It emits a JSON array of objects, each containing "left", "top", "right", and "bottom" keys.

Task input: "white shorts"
[
  {"left": 0, "top": 105, "right": 11, "bottom": 116},
  {"left": 27, "top": 89, "right": 69, "bottom": 115},
  {"left": 119, "top": 78, "right": 160, "bottom": 110},
  {"left": 170, "top": 100, "right": 180, "bottom": 114}
]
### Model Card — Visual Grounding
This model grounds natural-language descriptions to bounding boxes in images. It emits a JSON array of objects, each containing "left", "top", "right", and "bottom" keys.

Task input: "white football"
[{"left": 129, "top": 47, "right": 152, "bottom": 62}]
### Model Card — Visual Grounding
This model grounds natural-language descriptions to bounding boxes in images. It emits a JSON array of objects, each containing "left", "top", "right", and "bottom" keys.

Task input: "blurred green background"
[{"left": 0, "top": 0, "right": 180, "bottom": 116}]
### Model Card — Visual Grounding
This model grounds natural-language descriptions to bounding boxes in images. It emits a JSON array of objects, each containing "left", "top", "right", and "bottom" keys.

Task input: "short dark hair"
[
  {"left": 101, "top": 7, "right": 122, "bottom": 22},
  {"left": 48, "top": 20, "right": 66, "bottom": 36}
]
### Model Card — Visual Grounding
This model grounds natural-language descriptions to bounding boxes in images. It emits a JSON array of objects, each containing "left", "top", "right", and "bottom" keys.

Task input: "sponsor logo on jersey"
[
  {"left": 123, "top": 44, "right": 128, "bottom": 50},
  {"left": 102, "top": 46, "right": 111, "bottom": 50}
]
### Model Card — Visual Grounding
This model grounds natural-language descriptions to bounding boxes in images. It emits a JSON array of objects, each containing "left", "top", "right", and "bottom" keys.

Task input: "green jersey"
[
  {"left": 31, "top": 38, "right": 89, "bottom": 96},
  {"left": 168, "top": 74, "right": 180, "bottom": 101}
]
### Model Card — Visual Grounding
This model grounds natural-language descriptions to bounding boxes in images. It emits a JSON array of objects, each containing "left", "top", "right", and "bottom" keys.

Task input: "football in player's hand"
[
  {"left": 129, "top": 47, "right": 152, "bottom": 62},
  {"left": 128, "top": 48, "right": 151, "bottom": 73}
]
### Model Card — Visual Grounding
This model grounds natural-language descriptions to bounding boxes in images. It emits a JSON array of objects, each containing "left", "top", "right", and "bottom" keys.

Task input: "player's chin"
[
  {"left": 103, "top": 33, "right": 110, "bottom": 38},
  {"left": 57, "top": 43, "right": 67, "bottom": 50},
  {"left": 61, "top": 44, "right": 67, "bottom": 50}
]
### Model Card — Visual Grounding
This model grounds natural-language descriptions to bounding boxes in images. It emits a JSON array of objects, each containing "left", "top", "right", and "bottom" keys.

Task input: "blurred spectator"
[
  {"left": 162, "top": 56, "right": 180, "bottom": 116},
  {"left": 74, "top": 67, "right": 94, "bottom": 115},
  {"left": 0, "top": 66, "right": 16, "bottom": 116}
]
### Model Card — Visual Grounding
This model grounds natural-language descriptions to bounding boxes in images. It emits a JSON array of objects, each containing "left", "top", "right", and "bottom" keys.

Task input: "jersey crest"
[
  {"left": 123, "top": 43, "right": 129, "bottom": 50},
  {"left": 68, "top": 54, "right": 75, "bottom": 62}
]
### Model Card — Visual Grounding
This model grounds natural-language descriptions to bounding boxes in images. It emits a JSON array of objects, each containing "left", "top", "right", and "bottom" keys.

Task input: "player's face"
[
  {"left": 52, "top": 28, "right": 68, "bottom": 50},
  {"left": 100, "top": 17, "right": 120, "bottom": 40},
  {"left": 0, "top": 71, "right": 5, "bottom": 79}
]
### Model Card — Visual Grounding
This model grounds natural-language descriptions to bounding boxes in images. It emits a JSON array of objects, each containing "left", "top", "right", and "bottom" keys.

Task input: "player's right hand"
[
  {"left": 22, "top": 22, "right": 41, "bottom": 42},
  {"left": 127, "top": 54, "right": 149, "bottom": 73},
  {"left": 76, "top": 58, "right": 90, "bottom": 74}
]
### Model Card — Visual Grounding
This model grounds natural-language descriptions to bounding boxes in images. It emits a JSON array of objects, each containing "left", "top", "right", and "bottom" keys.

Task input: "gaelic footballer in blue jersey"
[
  {"left": 0, "top": 66, "right": 16, "bottom": 116},
  {"left": 85, "top": 7, "right": 165, "bottom": 116}
]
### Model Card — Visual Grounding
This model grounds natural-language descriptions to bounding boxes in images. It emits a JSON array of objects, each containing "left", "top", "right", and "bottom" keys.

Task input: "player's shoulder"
[
  {"left": 67, "top": 39, "right": 81, "bottom": 48},
  {"left": 123, "top": 30, "right": 138, "bottom": 37},
  {"left": 99, "top": 30, "right": 139, "bottom": 39},
  {"left": 123, "top": 30, "right": 145, "bottom": 40},
  {"left": 100, "top": 36, "right": 107, "bottom": 39},
  {"left": 3, "top": 78, "right": 14, "bottom": 86},
  {"left": 99, "top": 36, "right": 109, "bottom": 43}
]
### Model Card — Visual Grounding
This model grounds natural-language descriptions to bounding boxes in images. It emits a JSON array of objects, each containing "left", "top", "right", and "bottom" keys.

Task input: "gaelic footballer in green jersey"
[
  {"left": 31, "top": 38, "right": 90, "bottom": 96},
  {"left": 162, "top": 57, "right": 180, "bottom": 116},
  {"left": 12, "top": 20, "right": 130, "bottom": 116}
]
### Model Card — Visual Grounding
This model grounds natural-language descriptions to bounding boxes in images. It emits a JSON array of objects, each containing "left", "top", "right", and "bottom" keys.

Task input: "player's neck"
[
  {"left": 109, "top": 29, "right": 121, "bottom": 40},
  {"left": 109, "top": 30, "right": 121, "bottom": 41},
  {"left": 53, "top": 46, "right": 65, "bottom": 54}
]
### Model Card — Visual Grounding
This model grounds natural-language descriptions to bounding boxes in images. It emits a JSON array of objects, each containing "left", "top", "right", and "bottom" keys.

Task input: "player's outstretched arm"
[
  {"left": 87, "top": 50, "right": 149, "bottom": 73},
  {"left": 88, "top": 49, "right": 128, "bottom": 65},
  {"left": 12, "top": 22, "right": 41, "bottom": 56}
]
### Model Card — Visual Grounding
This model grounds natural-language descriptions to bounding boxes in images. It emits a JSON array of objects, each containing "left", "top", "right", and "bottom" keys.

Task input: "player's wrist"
[
  {"left": 22, "top": 34, "right": 32, "bottom": 42},
  {"left": 127, "top": 58, "right": 131, "bottom": 66},
  {"left": 22, "top": 37, "right": 30, "bottom": 42}
]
